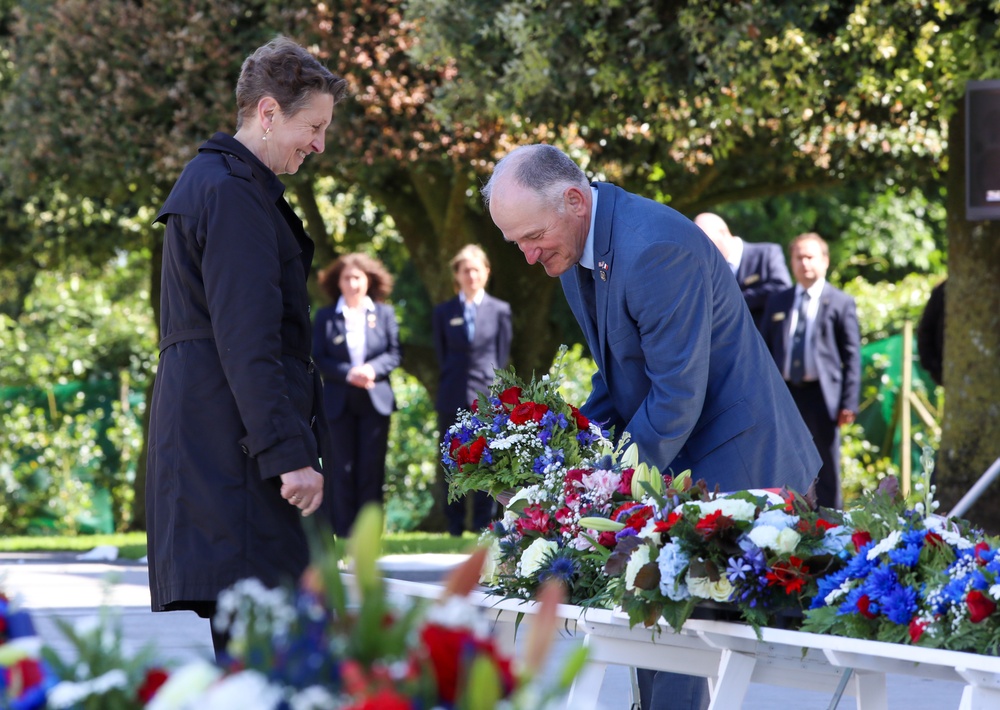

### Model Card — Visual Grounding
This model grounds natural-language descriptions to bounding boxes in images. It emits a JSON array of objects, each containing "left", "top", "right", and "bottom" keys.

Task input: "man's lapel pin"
[{"left": 598, "top": 260, "right": 609, "bottom": 281}]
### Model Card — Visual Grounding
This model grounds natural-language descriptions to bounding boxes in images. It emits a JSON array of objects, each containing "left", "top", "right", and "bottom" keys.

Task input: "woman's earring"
[{"left": 262, "top": 126, "right": 271, "bottom": 141}]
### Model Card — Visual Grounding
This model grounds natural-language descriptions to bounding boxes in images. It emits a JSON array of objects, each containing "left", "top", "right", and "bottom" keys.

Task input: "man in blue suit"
[
  {"left": 761, "top": 233, "right": 861, "bottom": 509},
  {"left": 482, "top": 144, "right": 821, "bottom": 710},
  {"left": 693, "top": 212, "right": 792, "bottom": 330}
]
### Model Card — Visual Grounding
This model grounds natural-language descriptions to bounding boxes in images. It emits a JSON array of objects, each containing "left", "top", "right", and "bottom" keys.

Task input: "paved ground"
[{"left": 0, "top": 552, "right": 967, "bottom": 709}]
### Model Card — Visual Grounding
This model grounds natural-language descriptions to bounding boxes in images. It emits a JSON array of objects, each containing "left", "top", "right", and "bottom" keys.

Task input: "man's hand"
[
  {"left": 837, "top": 409, "right": 856, "bottom": 427},
  {"left": 280, "top": 467, "right": 324, "bottom": 516}
]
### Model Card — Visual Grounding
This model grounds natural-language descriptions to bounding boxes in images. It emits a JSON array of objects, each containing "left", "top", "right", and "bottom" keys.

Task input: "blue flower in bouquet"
[
  {"left": 442, "top": 348, "right": 611, "bottom": 500},
  {"left": 656, "top": 543, "right": 691, "bottom": 602}
]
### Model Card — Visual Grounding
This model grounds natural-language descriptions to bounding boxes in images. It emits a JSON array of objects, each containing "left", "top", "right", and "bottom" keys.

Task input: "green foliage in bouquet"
[{"left": 442, "top": 345, "right": 610, "bottom": 500}]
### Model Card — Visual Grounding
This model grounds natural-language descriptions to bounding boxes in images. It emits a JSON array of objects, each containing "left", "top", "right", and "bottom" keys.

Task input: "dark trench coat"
[{"left": 147, "top": 132, "right": 326, "bottom": 612}]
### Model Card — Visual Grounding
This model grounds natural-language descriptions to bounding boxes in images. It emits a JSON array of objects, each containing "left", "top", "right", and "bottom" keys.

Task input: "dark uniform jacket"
[
  {"left": 432, "top": 293, "right": 512, "bottom": 421},
  {"left": 312, "top": 301, "right": 401, "bottom": 418},
  {"left": 147, "top": 132, "right": 324, "bottom": 611},
  {"left": 736, "top": 241, "right": 792, "bottom": 330}
]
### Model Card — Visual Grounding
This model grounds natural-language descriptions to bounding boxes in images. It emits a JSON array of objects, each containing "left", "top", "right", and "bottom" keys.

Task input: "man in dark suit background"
[
  {"left": 694, "top": 212, "right": 792, "bottom": 330},
  {"left": 433, "top": 244, "right": 512, "bottom": 536},
  {"left": 483, "top": 144, "right": 821, "bottom": 710},
  {"left": 761, "top": 233, "right": 861, "bottom": 509}
]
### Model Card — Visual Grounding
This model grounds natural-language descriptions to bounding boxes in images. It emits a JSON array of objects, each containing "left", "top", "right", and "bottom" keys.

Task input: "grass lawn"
[{"left": 0, "top": 531, "right": 480, "bottom": 560}]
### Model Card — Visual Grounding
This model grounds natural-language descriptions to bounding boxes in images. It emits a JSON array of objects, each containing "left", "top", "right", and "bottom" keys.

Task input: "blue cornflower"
[
  {"left": 867, "top": 566, "right": 899, "bottom": 601},
  {"left": 812, "top": 568, "right": 852, "bottom": 609},
  {"left": 615, "top": 527, "right": 639, "bottom": 542},
  {"left": 888, "top": 543, "right": 921, "bottom": 568},
  {"left": 882, "top": 585, "right": 919, "bottom": 625}
]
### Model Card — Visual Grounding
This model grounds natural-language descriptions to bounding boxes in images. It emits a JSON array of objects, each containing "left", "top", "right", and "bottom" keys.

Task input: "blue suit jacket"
[
  {"left": 760, "top": 283, "right": 861, "bottom": 421},
  {"left": 560, "top": 183, "right": 820, "bottom": 492},
  {"left": 737, "top": 241, "right": 792, "bottom": 330},
  {"left": 312, "top": 302, "right": 401, "bottom": 418},
  {"left": 432, "top": 293, "right": 512, "bottom": 418}
]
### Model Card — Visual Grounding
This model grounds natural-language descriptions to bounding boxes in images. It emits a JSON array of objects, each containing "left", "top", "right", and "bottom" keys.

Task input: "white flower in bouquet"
[
  {"left": 923, "top": 515, "right": 976, "bottom": 549},
  {"left": 47, "top": 669, "right": 128, "bottom": 709},
  {"left": 197, "top": 669, "right": 284, "bottom": 709},
  {"left": 146, "top": 660, "right": 222, "bottom": 710},
  {"left": 289, "top": 686, "right": 339, "bottom": 710},
  {"left": 657, "top": 543, "right": 691, "bottom": 601},
  {"left": 820, "top": 525, "right": 852, "bottom": 555},
  {"left": 774, "top": 527, "right": 803, "bottom": 555},
  {"left": 753, "top": 509, "right": 799, "bottom": 531},
  {"left": 686, "top": 573, "right": 734, "bottom": 603},
  {"left": 520, "top": 538, "right": 559, "bottom": 578},
  {"left": 687, "top": 497, "right": 757, "bottom": 523},
  {"left": 746, "top": 524, "right": 801, "bottom": 554},
  {"left": 624, "top": 545, "right": 652, "bottom": 592}
]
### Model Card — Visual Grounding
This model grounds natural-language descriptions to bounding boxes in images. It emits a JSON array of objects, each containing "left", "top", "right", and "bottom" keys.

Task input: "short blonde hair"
[{"left": 449, "top": 244, "right": 491, "bottom": 290}]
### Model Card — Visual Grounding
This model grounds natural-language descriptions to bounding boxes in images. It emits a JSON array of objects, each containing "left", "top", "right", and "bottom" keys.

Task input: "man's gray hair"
[{"left": 481, "top": 144, "right": 589, "bottom": 212}]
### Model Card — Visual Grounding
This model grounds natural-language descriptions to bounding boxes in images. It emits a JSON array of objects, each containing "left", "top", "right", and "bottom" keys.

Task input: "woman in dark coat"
[
  {"left": 432, "top": 244, "right": 512, "bottom": 535},
  {"left": 146, "top": 37, "right": 346, "bottom": 658},
  {"left": 312, "top": 253, "right": 401, "bottom": 537}
]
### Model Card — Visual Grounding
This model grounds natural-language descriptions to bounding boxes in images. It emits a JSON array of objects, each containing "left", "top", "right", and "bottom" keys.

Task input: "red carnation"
[
  {"left": 597, "top": 531, "right": 618, "bottom": 549},
  {"left": 565, "top": 469, "right": 587, "bottom": 486},
  {"left": 499, "top": 386, "right": 522, "bottom": 407},
  {"left": 655, "top": 510, "right": 683, "bottom": 534},
  {"left": 468, "top": 436, "right": 486, "bottom": 462},
  {"left": 470, "top": 399, "right": 479, "bottom": 413},
  {"left": 8, "top": 658, "right": 45, "bottom": 691},
  {"left": 617, "top": 468, "right": 635, "bottom": 495},
  {"left": 509, "top": 401, "right": 549, "bottom": 425},
  {"left": 851, "top": 530, "right": 872, "bottom": 552},
  {"left": 967, "top": 590, "right": 997, "bottom": 623},
  {"left": 345, "top": 689, "right": 412, "bottom": 710},
  {"left": 694, "top": 510, "right": 731, "bottom": 539},
  {"left": 908, "top": 617, "right": 928, "bottom": 643},
  {"left": 449, "top": 437, "right": 462, "bottom": 455},
  {"left": 857, "top": 594, "right": 878, "bottom": 619},
  {"left": 814, "top": 518, "right": 837, "bottom": 532},
  {"left": 624, "top": 505, "right": 655, "bottom": 532},
  {"left": 569, "top": 405, "right": 590, "bottom": 431},
  {"left": 137, "top": 668, "right": 170, "bottom": 704}
]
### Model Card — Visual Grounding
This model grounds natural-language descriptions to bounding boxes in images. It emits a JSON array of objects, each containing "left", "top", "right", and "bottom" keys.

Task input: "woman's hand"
[
  {"left": 346, "top": 364, "right": 376, "bottom": 389},
  {"left": 280, "top": 467, "right": 324, "bottom": 516}
]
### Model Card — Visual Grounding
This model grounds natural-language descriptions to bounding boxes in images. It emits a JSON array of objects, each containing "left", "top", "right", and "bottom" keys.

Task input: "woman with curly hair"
[{"left": 313, "top": 253, "right": 401, "bottom": 536}]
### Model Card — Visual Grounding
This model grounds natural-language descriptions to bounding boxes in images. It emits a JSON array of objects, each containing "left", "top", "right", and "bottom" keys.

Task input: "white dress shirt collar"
[{"left": 579, "top": 186, "right": 599, "bottom": 270}]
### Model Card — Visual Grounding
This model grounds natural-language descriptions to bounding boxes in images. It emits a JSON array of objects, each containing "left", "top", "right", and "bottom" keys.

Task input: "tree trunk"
[{"left": 936, "top": 100, "right": 1000, "bottom": 531}]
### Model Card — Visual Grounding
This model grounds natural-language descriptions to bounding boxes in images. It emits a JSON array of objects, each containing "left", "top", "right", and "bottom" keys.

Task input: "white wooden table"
[{"left": 380, "top": 578, "right": 1000, "bottom": 710}]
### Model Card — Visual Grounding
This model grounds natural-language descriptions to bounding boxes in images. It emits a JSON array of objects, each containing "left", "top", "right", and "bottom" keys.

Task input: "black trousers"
[
  {"left": 324, "top": 387, "right": 391, "bottom": 537},
  {"left": 636, "top": 669, "right": 710, "bottom": 710},
  {"left": 787, "top": 380, "right": 842, "bottom": 508}
]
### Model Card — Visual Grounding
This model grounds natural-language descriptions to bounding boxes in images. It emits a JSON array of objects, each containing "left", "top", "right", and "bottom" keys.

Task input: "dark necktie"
[
  {"left": 788, "top": 292, "right": 810, "bottom": 384},
  {"left": 578, "top": 265, "right": 597, "bottom": 320}
]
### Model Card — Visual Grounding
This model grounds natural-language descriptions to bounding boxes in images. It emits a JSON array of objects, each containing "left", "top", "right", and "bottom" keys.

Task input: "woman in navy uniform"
[
  {"left": 433, "top": 244, "right": 512, "bottom": 535},
  {"left": 147, "top": 38, "right": 346, "bottom": 659},
  {"left": 313, "top": 253, "right": 401, "bottom": 537}
]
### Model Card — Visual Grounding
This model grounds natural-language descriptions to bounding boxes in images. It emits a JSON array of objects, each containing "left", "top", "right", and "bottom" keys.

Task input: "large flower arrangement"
[
  {"left": 801, "top": 474, "right": 1000, "bottom": 654},
  {"left": 6, "top": 507, "right": 586, "bottom": 709},
  {"left": 597, "top": 469, "right": 850, "bottom": 633},
  {"left": 442, "top": 346, "right": 611, "bottom": 500}
]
